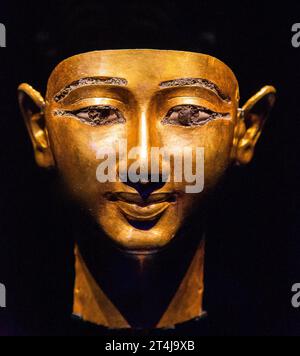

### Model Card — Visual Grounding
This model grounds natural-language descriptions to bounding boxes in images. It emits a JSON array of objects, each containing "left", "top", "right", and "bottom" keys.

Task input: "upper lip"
[{"left": 106, "top": 192, "right": 177, "bottom": 206}]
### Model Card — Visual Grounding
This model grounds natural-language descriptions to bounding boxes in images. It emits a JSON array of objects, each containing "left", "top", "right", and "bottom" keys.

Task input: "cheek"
[
  {"left": 202, "top": 121, "right": 235, "bottom": 188},
  {"left": 46, "top": 118, "right": 126, "bottom": 198},
  {"left": 159, "top": 120, "right": 234, "bottom": 189}
]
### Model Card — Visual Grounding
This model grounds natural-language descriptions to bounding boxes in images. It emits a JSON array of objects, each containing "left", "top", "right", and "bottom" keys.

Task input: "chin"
[
  {"left": 100, "top": 218, "right": 179, "bottom": 253},
  {"left": 108, "top": 227, "right": 177, "bottom": 252}
]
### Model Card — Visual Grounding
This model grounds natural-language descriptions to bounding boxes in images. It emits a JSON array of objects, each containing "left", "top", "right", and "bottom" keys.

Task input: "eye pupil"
[{"left": 88, "top": 109, "right": 100, "bottom": 119}]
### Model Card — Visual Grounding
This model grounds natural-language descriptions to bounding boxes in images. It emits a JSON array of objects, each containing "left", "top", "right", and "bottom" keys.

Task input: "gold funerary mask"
[{"left": 18, "top": 50, "right": 276, "bottom": 329}]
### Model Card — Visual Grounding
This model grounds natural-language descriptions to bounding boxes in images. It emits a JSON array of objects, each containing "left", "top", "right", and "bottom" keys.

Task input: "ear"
[
  {"left": 235, "top": 85, "right": 276, "bottom": 165},
  {"left": 18, "top": 83, "right": 55, "bottom": 168}
]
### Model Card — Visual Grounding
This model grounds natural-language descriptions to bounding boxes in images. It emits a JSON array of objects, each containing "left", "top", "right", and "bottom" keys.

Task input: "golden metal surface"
[
  {"left": 18, "top": 50, "right": 276, "bottom": 329},
  {"left": 74, "top": 247, "right": 130, "bottom": 328},
  {"left": 74, "top": 240, "right": 205, "bottom": 329}
]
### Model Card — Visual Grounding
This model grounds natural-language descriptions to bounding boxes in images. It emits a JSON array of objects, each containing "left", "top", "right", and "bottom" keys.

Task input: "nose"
[{"left": 123, "top": 107, "right": 166, "bottom": 200}]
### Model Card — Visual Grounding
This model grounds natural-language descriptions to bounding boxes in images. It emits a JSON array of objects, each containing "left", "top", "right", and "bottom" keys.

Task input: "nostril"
[{"left": 123, "top": 176, "right": 166, "bottom": 201}]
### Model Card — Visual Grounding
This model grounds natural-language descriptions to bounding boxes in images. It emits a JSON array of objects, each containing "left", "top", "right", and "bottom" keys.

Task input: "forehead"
[{"left": 46, "top": 50, "right": 239, "bottom": 102}]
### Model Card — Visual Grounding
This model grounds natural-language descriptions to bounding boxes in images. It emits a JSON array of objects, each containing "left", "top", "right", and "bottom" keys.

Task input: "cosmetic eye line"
[
  {"left": 54, "top": 77, "right": 128, "bottom": 103},
  {"left": 53, "top": 103, "right": 229, "bottom": 128},
  {"left": 54, "top": 105, "right": 126, "bottom": 126},
  {"left": 161, "top": 105, "right": 230, "bottom": 127}
]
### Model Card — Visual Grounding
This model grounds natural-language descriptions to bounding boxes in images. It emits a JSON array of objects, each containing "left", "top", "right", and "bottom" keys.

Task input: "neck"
[{"left": 73, "top": 224, "right": 205, "bottom": 329}]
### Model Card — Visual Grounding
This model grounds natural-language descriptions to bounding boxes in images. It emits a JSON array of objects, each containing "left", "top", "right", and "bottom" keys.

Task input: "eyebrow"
[
  {"left": 54, "top": 76, "right": 128, "bottom": 102},
  {"left": 159, "top": 78, "right": 231, "bottom": 102}
]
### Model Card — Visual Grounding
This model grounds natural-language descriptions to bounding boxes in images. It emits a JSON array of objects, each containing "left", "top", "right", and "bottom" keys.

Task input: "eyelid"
[
  {"left": 56, "top": 97, "right": 126, "bottom": 111},
  {"left": 158, "top": 86, "right": 232, "bottom": 107},
  {"left": 164, "top": 96, "right": 224, "bottom": 113}
]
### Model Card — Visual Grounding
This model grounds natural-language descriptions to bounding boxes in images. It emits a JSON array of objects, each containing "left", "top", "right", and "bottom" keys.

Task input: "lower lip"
[{"left": 115, "top": 201, "right": 171, "bottom": 222}]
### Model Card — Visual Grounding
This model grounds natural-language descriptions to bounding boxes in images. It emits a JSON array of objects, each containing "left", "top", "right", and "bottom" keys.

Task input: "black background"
[{"left": 0, "top": 0, "right": 299, "bottom": 336}]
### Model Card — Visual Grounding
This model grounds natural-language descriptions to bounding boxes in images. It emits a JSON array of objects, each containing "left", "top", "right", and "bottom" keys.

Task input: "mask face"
[{"left": 18, "top": 49, "right": 276, "bottom": 252}]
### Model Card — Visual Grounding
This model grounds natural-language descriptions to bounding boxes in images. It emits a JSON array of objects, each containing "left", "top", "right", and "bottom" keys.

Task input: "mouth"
[{"left": 106, "top": 192, "right": 177, "bottom": 222}]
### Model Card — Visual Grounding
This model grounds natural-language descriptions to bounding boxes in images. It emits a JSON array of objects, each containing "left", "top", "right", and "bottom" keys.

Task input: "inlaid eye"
[
  {"left": 54, "top": 106, "right": 126, "bottom": 126},
  {"left": 161, "top": 105, "right": 230, "bottom": 127}
]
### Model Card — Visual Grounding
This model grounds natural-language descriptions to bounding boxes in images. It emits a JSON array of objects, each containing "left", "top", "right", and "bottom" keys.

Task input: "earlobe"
[
  {"left": 235, "top": 85, "right": 276, "bottom": 165},
  {"left": 18, "top": 83, "right": 55, "bottom": 168}
]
